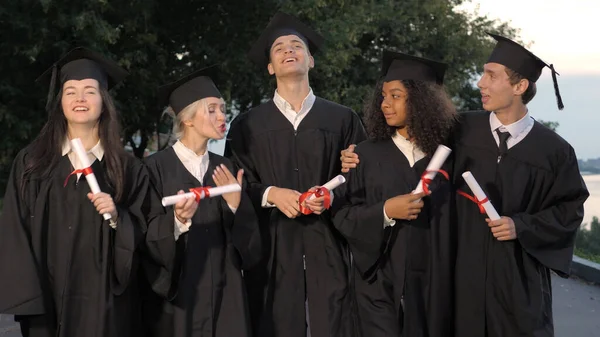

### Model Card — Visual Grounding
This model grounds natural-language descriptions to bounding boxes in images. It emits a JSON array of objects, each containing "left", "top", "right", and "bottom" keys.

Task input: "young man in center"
[{"left": 225, "top": 11, "right": 367, "bottom": 337}]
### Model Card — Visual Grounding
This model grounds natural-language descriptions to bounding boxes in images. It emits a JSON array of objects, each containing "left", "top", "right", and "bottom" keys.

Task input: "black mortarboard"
[
  {"left": 158, "top": 65, "right": 222, "bottom": 115},
  {"left": 248, "top": 11, "right": 325, "bottom": 66},
  {"left": 36, "top": 47, "right": 128, "bottom": 112},
  {"left": 486, "top": 32, "right": 564, "bottom": 110},
  {"left": 381, "top": 50, "right": 447, "bottom": 85}
]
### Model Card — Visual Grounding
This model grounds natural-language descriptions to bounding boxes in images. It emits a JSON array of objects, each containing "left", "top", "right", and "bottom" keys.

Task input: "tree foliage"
[
  {"left": 575, "top": 216, "right": 600, "bottom": 263},
  {"left": 0, "top": 0, "right": 520, "bottom": 197}
]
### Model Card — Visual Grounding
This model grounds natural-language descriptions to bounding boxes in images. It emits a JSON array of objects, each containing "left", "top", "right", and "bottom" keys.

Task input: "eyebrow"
[{"left": 64, "top": 85, "right": 98, "bottom": 90}]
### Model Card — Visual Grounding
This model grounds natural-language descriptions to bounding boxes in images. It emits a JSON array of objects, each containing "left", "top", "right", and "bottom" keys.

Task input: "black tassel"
[
  {"left": 45, "top": 64, "right": 58, "bottom": 114},
  {"left": 550, "top": 64, "right": 564, "bottom": 110}
]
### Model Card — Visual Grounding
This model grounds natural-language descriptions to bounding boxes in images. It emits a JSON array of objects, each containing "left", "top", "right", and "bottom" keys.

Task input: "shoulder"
[
  {"left": 354, "top": 139, "right": 390, "bottom": 156},
  {"left": 531, "top": 121, "right": 576, "bottom": 160},
  {"left": 315, "top": 97, "right": 357, "bottom": 117},
  {"left": 208, "top": 152, "right": 233, "bottom": 167}
]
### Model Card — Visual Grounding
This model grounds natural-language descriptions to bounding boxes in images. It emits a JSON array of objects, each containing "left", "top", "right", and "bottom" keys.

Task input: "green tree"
[
  {"left": 539, "top": 120, "right": 559, "bottom": 132},
  {"left": 0, "top": 0, "right": 520, "bottom": 198},
  {"left": 575, "top": 216, "right": 600, "bottom": 263}
]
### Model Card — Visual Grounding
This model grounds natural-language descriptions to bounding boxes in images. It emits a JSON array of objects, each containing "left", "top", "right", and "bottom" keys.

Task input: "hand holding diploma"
[
  {"left": 69, "top": 138, "right": 112, "bottom": 220},
  {"left": 413, "top": 145, "right": 451, "bottom": 200},
  {"left": 299, "top": 175, "right": 346, "bottom": 215}
]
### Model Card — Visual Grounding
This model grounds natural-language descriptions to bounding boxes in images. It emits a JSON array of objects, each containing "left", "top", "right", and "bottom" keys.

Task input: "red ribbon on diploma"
[
  {"left": 299, "top": 187, "right": 332, "bottom": 215},
  {"left": 189, "top": 187, "right": 211, "bottom": 203},
  {"left": 64, "top": 167, "right": 94, "bottom": 187},
  {"left": 457, "top": 190, "right": 489, "bottom": 214},
  {"left": 421, "top": 169, "right": 449, "bottom": 194}
]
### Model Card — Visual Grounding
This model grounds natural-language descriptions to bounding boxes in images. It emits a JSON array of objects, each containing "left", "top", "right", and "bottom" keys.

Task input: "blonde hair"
[{"left": 162, "top": 97, "right": 226, "bottom": 140}]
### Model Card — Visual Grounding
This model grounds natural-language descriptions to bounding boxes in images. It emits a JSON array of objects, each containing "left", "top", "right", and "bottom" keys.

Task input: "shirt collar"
[
  {"left": 273, "top": 87, "right": 316, "bottom": 114},
  {"left": 173, "top": 140, "right": 209, "bottom": 164},
  {"left": 62, "top": 138, "right": 104, "bottom": 160},
  {"left": 489, "top": 111, "right": 533, "bottom": 138}
]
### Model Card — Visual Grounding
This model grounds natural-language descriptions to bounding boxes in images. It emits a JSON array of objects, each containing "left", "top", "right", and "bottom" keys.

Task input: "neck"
[
  {"left": 67, "top": 123, "right": 100, "bottom": 150},
  {"left": 180, "top": 134, "right": 209, "bottom": 156},
  {"left": 275, "top": 76, "right": 310, "bottom": 112},
  {"left": 494, "top": 102, "right": 527, "bottom": 125},
  {"left": 396, "top": 127, "right": 410, "bottom": 140}
]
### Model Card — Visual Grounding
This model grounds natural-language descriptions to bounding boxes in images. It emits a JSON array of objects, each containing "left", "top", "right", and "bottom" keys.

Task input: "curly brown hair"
[{"left": 363, "top": 79, "right": 457, "bottom": 155}]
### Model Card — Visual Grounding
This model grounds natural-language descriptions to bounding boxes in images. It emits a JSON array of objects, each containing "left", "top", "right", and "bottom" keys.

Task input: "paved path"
[{"left": 1, "top": 274, "right": 599, "bottom": 336}]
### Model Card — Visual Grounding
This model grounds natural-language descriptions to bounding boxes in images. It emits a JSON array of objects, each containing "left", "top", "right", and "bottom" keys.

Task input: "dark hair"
[
  {"left": 21, "top": 88, "right": 126, "bottom": 202},
  {"left": 363, "top": 79, "right": 457, "bottom": 155},
  {"left": 506, "top": 68, "right": 537, "bottom": 104}
]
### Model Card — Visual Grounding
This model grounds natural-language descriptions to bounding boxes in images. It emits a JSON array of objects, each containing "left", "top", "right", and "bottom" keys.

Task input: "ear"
[
  {"left": 267, "top": 62, "right": 275, "bottom": 76},
  {"left": 513, "top": 78, "right": 529, "bottom": 96},
  {"left": 308, "top": 54, "right": 315, "bottom": 70},
  {"left": 182, "top": 119, "right": 193, "bottom": 127}
]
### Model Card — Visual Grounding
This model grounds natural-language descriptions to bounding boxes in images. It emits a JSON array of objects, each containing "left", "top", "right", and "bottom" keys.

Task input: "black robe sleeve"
[
  {"left": 332, "top": 146, "right": 388, "bottom": 277},
  {"left": 220, "top": 158, "right": 262, "bottom": 271},
  {"left": 225, "top": 115, "right": 269, "bottom": 211},
  {"left": 512, "top": 146, "right": 589, "bottom": 276},
  {"left": 141, "top": 156, "right": 180, "bottom": 300},
  {"left": 0, "top": 150, "right": 45, "bottom": 315}
]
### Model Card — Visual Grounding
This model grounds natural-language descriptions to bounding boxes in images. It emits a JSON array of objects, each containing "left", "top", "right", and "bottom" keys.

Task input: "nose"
[
  {"left": 76, "top": 91, "right": 86, "bottom": 102},
  {"left": 381, "top": 96, "right": 391, "bottom": 110},
  {"left": 477, "top": 75, "right": 485, "bottom": 90}
]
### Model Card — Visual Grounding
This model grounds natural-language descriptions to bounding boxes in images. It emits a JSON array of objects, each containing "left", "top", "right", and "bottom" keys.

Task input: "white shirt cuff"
[
  {"left": 262, "top": 186, "right": 277, "bottom": 208},
  {"left": 383, "top": 206, "right": 396, "bottom": 228},
  {"left": 174, "top": 211, "right": 192, "bottom": 241}
]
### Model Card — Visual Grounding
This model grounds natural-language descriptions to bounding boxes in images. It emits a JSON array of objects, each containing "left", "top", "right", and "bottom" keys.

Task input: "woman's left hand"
[
  {"left": 88, "top": 192, "right": 118, "bottom": 220},
  {"left": 213, "top": 164, "right": 244, "bottom": 209}
]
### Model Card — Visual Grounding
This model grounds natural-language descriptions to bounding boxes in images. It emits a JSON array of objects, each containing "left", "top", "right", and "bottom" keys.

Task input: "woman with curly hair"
[{"left": 333, "top": 50, "right": 457, "bottom": 337}]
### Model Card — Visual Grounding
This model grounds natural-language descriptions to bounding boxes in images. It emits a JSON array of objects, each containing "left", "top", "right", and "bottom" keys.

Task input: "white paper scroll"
[
  {"left": 71, "top": 138, "right": 111, "bottom": 220},
  {"left": 413, "top": 145, "right": 452, "bottom": 194},
  {"left": 307, "top": 175, "right": 346, "bottom": 200},
  {"left": 161, "top": 183, "right": 241, "bottom": 207},
  {"left": 461, "top": 171, "right": 501, "bottom": 220}
]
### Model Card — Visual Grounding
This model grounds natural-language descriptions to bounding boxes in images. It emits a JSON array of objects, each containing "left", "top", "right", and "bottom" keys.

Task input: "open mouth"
[
  {"left": 73, "top": 106, "right": 89, "bottom": 112},
  {"left": 283, "top": 57, "right": 297, "bottom": 64},
  {"left": 481, "top": 94, "right": 490, "bottom": 104}
]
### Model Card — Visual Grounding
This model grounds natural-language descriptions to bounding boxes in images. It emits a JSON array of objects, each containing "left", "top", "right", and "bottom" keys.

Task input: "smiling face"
[
  {"left": 381, "top": 80, "right": 409, "bottom": 128},
  {"left": 61, "top": 78, "right": 103, "bottom": 126},
  {"left": 267, "top": 34, "right": 314, "bottom": 77},
  {"left": 182, "top": 97, "right": 227, "bottom": 141}
]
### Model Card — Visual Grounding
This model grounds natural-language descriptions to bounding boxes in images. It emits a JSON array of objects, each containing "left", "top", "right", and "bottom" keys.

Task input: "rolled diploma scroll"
[
  {"left": 307, "top": 175, "right": 346, "bottom": 200},
  {"left": 413, "top": 145, "right": 452, "bottom": 194},
  {"left": 71, "top": 138, "right": 111, "bottom": 220},
  {"left": 461, "top": 171, "right": 501, "bottom": 220},
  {"left": 161, "top": 183, "right": 241, "bottom": 207}
]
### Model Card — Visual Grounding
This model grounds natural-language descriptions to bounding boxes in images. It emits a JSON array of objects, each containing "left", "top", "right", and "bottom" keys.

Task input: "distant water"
[{"left": 582, "top": 174, "right": 600, "bottom": 228}]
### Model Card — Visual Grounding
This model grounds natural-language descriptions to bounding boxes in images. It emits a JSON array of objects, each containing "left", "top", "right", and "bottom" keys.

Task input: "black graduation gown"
[
  {"left": 0, "top": 148, "right": 166, "bottom": 337},
  {"left": 452, "top": 111, "right": 589, "bottom": 337},
  {"left": 224, "top": 97, "right": 367, "bottom": 337},
  {"left": 142, "top": 147, "right": 262, "bottom": 337},
  {"left": 332, "top": 139, "right": 455, "bottom": 337}
]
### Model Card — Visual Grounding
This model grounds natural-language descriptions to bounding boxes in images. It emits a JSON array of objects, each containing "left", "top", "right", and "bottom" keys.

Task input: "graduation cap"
[
  {"left": 248, "top": 11, "right": 325, "bottom": 66},
  {"left": 157, "top": 65, "right": 222, "bottom": 115},
  {"left": 486, "top": 32, "right": 564, "bottom": 110},
  {"left": 37, "top": 47, "right": 128, "bottom": 112},
  {"left": 381, "top": 50, "right": 447, "bottom": 85}
]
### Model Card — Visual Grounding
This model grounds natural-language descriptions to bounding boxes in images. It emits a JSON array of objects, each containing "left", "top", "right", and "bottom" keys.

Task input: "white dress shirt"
[
  {"left": 490, "top": 111, "right": 534, "bottom": 162},
  {"left": 383, "top": 132, "right": 427, "bottom": 228},
  {"left": 261, "top": 89, "right": 320, "bottom": 208},
  {"left": 172, "top": 140, "right": 237, "bottom": 240},
  {"left": 62, "top": 139, "right": 117, "bottom": 229}
]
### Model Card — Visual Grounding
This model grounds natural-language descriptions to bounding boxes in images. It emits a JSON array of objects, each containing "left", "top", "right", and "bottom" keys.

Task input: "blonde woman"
[{"left": 142, "top": 66, "right": 261, "bottom": 337}]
